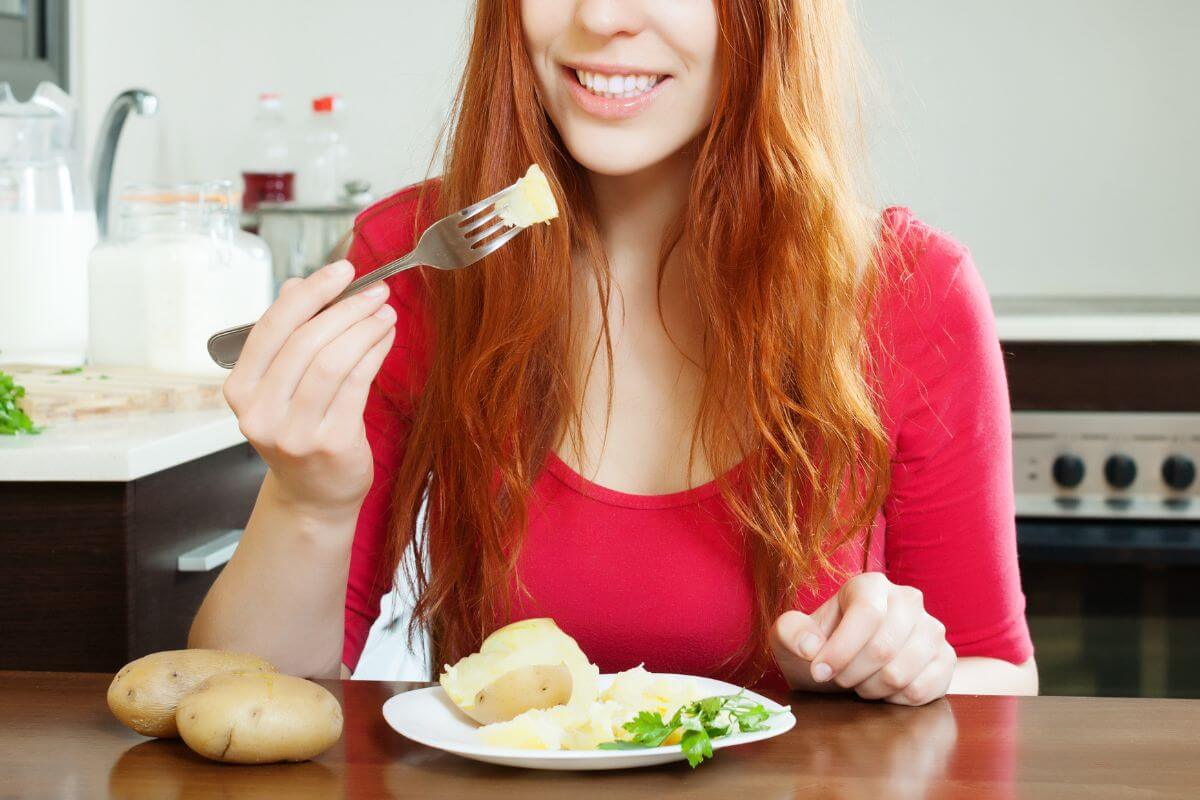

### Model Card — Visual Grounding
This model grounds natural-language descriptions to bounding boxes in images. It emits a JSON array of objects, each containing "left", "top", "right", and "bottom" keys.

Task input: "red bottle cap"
[{"left": 312, "top": 95, "right": 343, "bottom": 113}]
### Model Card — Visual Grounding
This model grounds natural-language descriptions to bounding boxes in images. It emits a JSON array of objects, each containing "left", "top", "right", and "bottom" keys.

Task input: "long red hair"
[{"left": 373, "top": 0, "right": 895, "bottom": 680}]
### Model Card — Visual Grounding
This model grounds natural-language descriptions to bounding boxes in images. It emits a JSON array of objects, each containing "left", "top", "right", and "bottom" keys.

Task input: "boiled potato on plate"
[{"left": 439, "top": 618, "right": 598, "bottom": 724}]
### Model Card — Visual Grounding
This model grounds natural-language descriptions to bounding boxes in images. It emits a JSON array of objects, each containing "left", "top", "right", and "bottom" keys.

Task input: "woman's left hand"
[{"left": 769, "top": 572, "right": 956, "bottom": 706}]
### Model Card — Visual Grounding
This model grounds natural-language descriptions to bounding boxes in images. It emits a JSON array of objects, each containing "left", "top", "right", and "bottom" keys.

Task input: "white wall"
[
  {"left": 74, "top": 0, "right": 472, "bottom": 203},
  {"left": 858, "top": 0, "right": 1200, "bottom": 299}
]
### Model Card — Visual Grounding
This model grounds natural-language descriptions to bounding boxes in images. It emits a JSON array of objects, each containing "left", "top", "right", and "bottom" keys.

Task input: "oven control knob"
[
  {"left": 1104, "top": 454, "right": 1138, "bottom": 490},
  {"left": 1051, "top": 455, "right": 1086, "bottom": 489},
  {"left": 1162, "top": 455, "right": 1196, "bottom": 491}
]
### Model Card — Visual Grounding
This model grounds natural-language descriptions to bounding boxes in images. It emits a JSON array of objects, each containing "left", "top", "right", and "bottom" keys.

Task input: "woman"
[{"left": 192, "top": 0, "right": 1038, "bottom": 705}]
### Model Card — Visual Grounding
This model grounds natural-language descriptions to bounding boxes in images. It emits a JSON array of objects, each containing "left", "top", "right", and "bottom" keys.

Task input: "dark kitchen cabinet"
[{"left": 0, "top": 443, "right": 265, "bottom": 672}]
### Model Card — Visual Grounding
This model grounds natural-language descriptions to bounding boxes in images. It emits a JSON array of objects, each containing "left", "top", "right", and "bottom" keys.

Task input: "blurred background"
[{"left": 1, "top": 1, "right": 1198, "bottom": 696}]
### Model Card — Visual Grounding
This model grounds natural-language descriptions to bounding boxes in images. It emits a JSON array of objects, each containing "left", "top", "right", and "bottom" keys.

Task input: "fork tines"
[{"left": 458, "top": 185, "right": 520, "bottom": 252}]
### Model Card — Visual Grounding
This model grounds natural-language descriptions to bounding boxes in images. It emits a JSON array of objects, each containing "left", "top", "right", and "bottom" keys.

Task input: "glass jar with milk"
[
  {"left": 0, "top": 82, "right": 97, "bottom": 366},
  {"left": 88, "top": 182, "right": 272, "bottom": 376}
]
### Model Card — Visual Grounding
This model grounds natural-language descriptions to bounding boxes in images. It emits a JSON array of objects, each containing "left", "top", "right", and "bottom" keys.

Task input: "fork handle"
[
  {"left": 206, "top": 323, "right": 257, "bottom": 369},
  {"left": 207, "top": 250, "right": 422, "bottom": 369}
]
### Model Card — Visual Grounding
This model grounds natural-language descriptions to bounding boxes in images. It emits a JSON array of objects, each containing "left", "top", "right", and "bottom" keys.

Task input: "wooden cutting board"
[{"left": 0, "top": 364, "right": 228, "bottom": 424}]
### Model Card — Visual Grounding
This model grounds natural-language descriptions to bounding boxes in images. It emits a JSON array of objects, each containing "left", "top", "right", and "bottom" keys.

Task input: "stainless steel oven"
[{"left": 1002, "top": 305, "right": 1200, "bottom": 698}]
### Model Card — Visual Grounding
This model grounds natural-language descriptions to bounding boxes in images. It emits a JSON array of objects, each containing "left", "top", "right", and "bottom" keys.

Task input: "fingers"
[
  {"left": 323, "top": 325, "right": 397, "bottom": 439},
  {"left": 809, "top": 573, "right": 890, "bottom": 684},
  {"left": 770, "top": 610, "right": 827, "bottom": 689},
  {"left": 257, "top": 281, "right": 392, "bottom": 406},
  {"left": 832, "top": 586, "right": 922, "bottom": 689},
  {"left": 285, "top": 303, "right": 397, "bottom": 433},
  {"left": 778, "top": 574, "right": 956, "bottom": 706},
  {"left": 854, "top": 614, "right": 947, "bottom": 700},
  {"left": 885, "top": 641, "right": 957, "bottom": 706},
  {"left": 232, "top": 260, "right": 357, "bottom": 384}
]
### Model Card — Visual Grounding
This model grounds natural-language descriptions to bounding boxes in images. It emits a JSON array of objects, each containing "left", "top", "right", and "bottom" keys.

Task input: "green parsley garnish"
[
  {"left": 0, "top": 370, "right": 41, "bottom": 435},
  {"left": 597, "top": 692, "right": 783, "bottom": 768},
  {"left": 53, "top": 366, "right": 83, "bottom": 375}
]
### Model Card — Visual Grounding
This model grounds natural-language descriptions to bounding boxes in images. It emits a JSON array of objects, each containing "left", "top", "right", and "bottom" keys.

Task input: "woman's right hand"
[{"left": 221, "top": 259, "right": 397, "bottom": 519}]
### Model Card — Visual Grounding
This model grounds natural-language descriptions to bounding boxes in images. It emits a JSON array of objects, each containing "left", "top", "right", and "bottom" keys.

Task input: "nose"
[{"left": 574, "top": 0, "right": 646, "bottom": 38}]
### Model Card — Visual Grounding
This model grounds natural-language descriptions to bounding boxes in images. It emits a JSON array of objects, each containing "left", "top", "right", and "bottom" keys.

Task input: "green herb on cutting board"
[
  {"left": 597, "top": 692, "right": 783, "bottom": 768},
  {"left": 0, "top": 370, "right": 41, "bottom": 435},
  {"left": 53, "top": 366, "right": 83, "bottom": 375}
]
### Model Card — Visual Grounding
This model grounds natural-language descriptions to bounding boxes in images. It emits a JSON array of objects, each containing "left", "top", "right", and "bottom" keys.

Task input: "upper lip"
[{"left": 561, "top": 61, "right": 671, "bottom": 77}]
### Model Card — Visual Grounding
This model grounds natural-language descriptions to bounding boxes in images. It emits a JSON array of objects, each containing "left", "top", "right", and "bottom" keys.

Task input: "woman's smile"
[{"left": 560, "top": 63, "right": 672, "bottom": 120}]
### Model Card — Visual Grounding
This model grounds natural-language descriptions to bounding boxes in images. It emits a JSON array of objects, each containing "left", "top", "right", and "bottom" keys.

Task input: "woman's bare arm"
[
  {"left": 189, "top": 472, "right": 358, "bottom": 678},
  {"left": 949, "top": 656, "right": 1039, "bottom": 696},
  {"left": 188, "top": 260, "right": 396, "bottom": 677}
]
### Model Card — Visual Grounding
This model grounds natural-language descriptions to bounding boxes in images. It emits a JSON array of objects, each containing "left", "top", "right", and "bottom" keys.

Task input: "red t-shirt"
[{"left": 341, "top": 184, "right": 1034, "bottom": 683}]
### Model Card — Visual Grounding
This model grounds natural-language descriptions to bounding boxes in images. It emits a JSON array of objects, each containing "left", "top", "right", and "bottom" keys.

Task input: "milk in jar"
[
  {"left": 88, "top": 182, "right": 272, "bottom": 375},
  {"left": 0, "top": 82, "right": 96, "bottom": 365}
]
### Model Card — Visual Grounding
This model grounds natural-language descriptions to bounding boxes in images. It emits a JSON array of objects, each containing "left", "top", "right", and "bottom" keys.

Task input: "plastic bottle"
[
  {"left": 297, "top": 94, "right": 350, "bottom": 205},
  {"left": 241, "top": 93, "right": 294, "bottom": 218}
]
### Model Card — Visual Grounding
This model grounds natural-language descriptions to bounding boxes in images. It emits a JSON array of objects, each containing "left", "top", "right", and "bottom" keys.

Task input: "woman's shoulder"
[
  {"left": 346, "top": 179, "right": 442, "bottom": 322},
  {"left": 872, "top": 204, "right": 992, "bottom": 344},
  {"left": 870, "top": 206, "right": 1002, "bottom": 428},
  {"left": 876, "top": 205, "right": 976, "bottom": 305},
  {"left": 349, "top": 179, "right": 442, "bottom": 269},
  {"left": 346, "top": 181, "right": 442, "bottom": 402}
]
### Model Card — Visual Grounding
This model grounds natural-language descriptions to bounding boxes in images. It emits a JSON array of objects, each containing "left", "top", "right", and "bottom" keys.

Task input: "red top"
[{"left": 341, "top": 185, "right": 1034, "bottom": 684}]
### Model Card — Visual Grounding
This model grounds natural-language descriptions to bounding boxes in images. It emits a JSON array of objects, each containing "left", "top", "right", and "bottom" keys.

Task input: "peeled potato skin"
[
  {"left": 176, "top": 672, "right": 343, "bottom": 764},
  {"left": 465, "top": 664, "right": 572, "bottom": 725},
  {"left": 107, "top": 650, "right": 276, "bottom": 738}
]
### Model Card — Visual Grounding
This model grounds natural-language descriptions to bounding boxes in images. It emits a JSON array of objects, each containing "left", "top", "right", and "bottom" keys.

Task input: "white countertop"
[
  {"left": 993, "top": 297, "right": 1200, "bottom": 343},
  {"left": 996, "top": 313, "right": 1200, "bottom": 342},
  {"left": 0, "top": 409, "right": 246, "bottom": 482}
]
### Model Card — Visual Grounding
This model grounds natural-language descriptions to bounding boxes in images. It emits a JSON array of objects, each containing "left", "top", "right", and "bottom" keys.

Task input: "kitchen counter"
[
  {"left": 0, "top": 408, "right": 243, "bottom": 482},
  {"left": 0, "top": 410, "right": 264, "bottom": 673},
  {"left": 994, "top": 296, "right": 1200, "bottom": 342},
  {"left": 4, "top": 671, "right": 1200, "bottom": 798}
]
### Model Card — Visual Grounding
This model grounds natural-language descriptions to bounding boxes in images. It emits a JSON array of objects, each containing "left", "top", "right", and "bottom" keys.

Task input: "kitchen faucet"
[{"left": 91, "top": 89, "right": 159, "bottom": 237}]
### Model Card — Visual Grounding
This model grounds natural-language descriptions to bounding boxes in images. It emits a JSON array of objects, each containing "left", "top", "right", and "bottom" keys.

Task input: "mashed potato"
[{"left": 478, "top": 666, "right": 708, "bottom": 751}]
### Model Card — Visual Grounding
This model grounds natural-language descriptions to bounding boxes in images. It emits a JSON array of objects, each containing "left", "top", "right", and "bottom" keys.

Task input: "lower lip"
[{"left": 562, "top": 67, "right": 669, "bottom": 121}]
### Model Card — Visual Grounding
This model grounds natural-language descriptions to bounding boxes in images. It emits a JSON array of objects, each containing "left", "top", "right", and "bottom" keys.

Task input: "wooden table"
[{"left": 3, "top": 672, "right": 1199, "bottom": 799}]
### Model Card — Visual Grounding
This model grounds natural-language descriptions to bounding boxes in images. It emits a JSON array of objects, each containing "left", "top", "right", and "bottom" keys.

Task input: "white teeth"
[{"left": 573, "top": 71, "right": 663, "bottom": 99}]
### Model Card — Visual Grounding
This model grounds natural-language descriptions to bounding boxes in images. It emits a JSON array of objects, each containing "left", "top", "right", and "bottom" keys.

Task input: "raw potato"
[
  {"left": 176, "top": 671, "right": 343, "bottom": 764},
  {"left": 107, "top": 649, "right": 276, "bottom": 738},
  {"left": 466, "top": 664, "right": 572, "bottom": 725}
]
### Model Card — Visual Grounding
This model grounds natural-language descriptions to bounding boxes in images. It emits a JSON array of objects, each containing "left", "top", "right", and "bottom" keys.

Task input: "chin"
[{"left": 556, "top": 123, "right": 686, "bottom": 177}]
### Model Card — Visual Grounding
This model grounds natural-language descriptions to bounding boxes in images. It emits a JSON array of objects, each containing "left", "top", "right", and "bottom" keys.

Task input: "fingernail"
[
  {"left": 363, "top": 283, "right": 388, "bottom": 298},
  {"left": 799, "top": 634, "right": 822, "bottom": 659},
  {"left": 330, "top": 260, "right": 354, "bottom": 279},
  {"left": 374, "top": 304, "right": 396, "bottom": 320},
  {"left": 812, "top": 662, "right": 833, "bottom": 683}
]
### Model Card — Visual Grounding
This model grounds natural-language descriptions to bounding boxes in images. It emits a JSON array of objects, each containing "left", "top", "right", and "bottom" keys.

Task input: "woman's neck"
[{"left": 586, "top": 147, "right": 695, "bottom": 278}]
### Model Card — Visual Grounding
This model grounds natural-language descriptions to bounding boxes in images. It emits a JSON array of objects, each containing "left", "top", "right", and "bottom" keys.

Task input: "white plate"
[{"left": 381, "top": 673, "right": 796, "bottom": 771}]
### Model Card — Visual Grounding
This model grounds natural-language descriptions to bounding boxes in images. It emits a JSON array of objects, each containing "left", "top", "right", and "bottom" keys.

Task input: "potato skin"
[
  {"left": 466, "top": 664, "right": 573, "bottom": 725},
  {"left": 107, "top": 650, "right": 276, "bottom": 738},
  {"left": 176, "top": 672, "right": 343, "bottom": 764}
]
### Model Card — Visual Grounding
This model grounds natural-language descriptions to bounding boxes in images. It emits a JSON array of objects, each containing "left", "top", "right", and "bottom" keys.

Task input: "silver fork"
[{"left": 207, "top": 186, "right": 522, "bottom": 368}]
